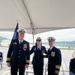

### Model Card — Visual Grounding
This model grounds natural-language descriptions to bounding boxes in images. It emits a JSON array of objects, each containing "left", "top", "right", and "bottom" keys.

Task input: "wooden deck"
[{"left": 0, "top": 47, "right": 73, "bottom": 75}]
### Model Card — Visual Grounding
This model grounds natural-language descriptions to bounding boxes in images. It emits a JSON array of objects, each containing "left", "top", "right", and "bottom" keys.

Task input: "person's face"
[
  {"left": 36, "top": 41, "right": 41, "bottom": 46},
  {"left": 18, "top": 33, "right": 25, "bottom": 40},
  {"left": 49, "top": 41, "right": 54, "bottom": 47}
]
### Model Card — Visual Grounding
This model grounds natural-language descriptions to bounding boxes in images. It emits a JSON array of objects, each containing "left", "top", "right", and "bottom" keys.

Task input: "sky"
[{"left": 0, "top": 28, "right": 75, "bottom": 43}]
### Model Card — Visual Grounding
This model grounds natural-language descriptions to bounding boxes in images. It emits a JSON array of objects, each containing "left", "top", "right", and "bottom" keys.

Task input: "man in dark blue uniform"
[
  {"left": 30, "top": 37, "right": 47, "bottom": 75},
  {"left": 69, "top": 58, "right": 75, "bottom": 75},
  {"left": 6, "top": 29, "right": 30, "bottom": 75},
  {"left": 47, "top": 37, "right": 62, "bottom": 75}
]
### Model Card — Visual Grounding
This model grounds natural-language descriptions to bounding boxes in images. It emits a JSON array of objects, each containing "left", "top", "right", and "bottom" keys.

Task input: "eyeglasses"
[{"left": 36, "top": 40, "right": 41, "bottom": 42}]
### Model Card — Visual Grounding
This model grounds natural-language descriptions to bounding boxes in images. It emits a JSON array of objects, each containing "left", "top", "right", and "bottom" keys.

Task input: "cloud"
[
  {"left": 0, "top": 28, "right": 75, "bottom": 42},
  {"left": 35, "top": 28, "right": 75, "bottom": 42}
]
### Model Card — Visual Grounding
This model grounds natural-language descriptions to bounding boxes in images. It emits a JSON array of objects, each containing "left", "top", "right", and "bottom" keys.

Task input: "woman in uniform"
[{"left": 30, "top": 37, "right": 47, "bottom": 75}]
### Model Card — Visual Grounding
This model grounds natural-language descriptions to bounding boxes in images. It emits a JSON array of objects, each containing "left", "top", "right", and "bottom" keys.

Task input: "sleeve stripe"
[
  {"left": 7, "top": 58, "right": 11, "bottom": 61},
  {"left": 26, "top": 60, "right": 30, "bottom": 63},
  {"left": 55, "top": 65, "right": 61, "bottom": 69}
]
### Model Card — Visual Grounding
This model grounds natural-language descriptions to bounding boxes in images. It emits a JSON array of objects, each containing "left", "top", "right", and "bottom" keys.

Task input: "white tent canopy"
[{"left": 0, "top": 0, "right": 75, "bottom": 35}]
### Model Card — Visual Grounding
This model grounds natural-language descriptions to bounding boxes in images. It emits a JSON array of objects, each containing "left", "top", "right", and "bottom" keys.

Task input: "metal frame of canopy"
[{"left": 0, "top": 0, "right": 75, "bottom": 45}]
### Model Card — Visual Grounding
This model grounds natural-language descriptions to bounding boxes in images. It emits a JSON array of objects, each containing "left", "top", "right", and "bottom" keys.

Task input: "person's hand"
[
  {"left": 25, "top": 64, "right": 29, "bottom": 68},
  {"left": 55, "top": 70, "right": 59, "bottom": 74},
  {"left": 7, "top": 62, "right": 10, "bottom": 67}
]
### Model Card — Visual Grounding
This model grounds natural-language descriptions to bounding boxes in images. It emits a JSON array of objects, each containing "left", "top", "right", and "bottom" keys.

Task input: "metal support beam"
[
  {"left": 33, "top": 35, "right": 34, "bottom": 46},
  {"left": 22, "top": 0, "right": 35, "bottom": 35},
  {"left": 22, "top": 0, "right": 35, "bottom": 45}
]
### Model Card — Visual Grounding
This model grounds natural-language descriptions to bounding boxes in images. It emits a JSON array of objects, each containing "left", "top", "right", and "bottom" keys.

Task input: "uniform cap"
[
  {"left": 17, "top": 29, "right": 26, "bottom": 34},
  {"left": 47, "top": 37, "right": 56, "bottom": 42},
  {"left": 36, "top": 37, "right": 42, "bottom": 41}
]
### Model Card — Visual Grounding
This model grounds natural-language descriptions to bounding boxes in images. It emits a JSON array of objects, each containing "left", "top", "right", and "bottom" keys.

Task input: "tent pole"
[{"left": 33, "top": 35, "right": 34, "bottom": 46}]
